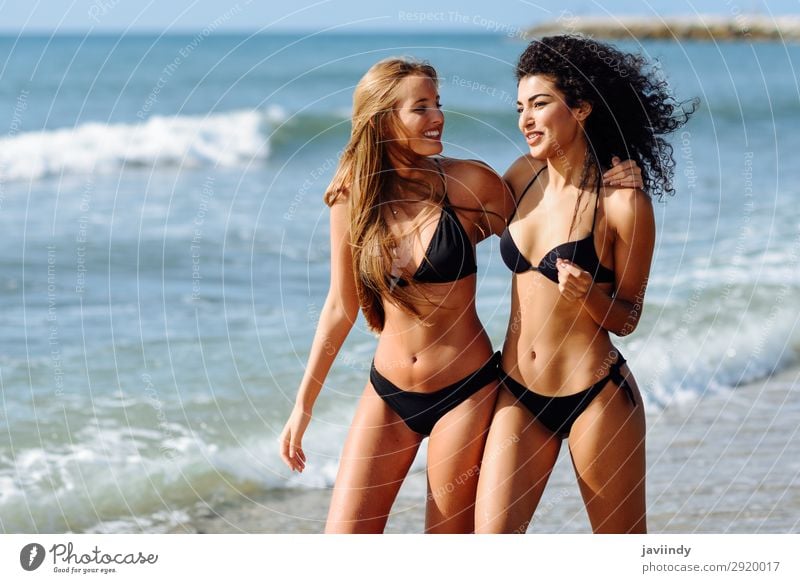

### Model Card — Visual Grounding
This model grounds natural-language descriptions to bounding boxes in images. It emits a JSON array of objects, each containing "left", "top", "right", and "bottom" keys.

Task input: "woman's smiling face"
[
  {"left": 392, "top": 75, "right": 444, "bottom": 157},
  {"left": 517, "top": 74, "right": 589, "bottom": 159}
]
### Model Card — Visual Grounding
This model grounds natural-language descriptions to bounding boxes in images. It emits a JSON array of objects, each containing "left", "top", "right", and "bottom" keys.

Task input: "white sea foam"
[
  {"left": 0, "top": 107, "right": 288, "bottom": 182},
  {"left": 0, "top": 411, "right": 349, "bottom": 532}
]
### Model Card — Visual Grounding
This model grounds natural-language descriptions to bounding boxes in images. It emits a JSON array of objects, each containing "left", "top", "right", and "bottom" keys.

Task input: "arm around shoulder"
[{"left": 449, "top": 158, "right": 515, "bottom": 238}]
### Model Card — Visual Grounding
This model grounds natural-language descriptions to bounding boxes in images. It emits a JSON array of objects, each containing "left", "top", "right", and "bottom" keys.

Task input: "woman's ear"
[{"left": 575, "top": 100, "right": 593, "bottom": 121}]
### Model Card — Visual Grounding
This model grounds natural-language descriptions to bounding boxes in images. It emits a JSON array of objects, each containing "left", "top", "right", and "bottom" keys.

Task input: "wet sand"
[{"left": 176, "top": 367, "right": 800, "bottom": 533}]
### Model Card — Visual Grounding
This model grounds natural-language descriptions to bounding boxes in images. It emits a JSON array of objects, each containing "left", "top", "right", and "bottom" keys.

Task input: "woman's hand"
[
  {"left": 556, "top": 258, "right": 593, "bottom": 301},
  {"left": 279, "top": 406, "right": 311, "bottom": 472},
  {"left": 602, "top": 156, "right": 643, "bottom": 188}
]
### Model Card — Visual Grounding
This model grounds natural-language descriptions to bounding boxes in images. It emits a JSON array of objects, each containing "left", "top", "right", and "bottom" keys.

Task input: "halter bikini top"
[
  {"left": 391, "top": 160, "right": 477, "bottom": 288},
  {"left": 499, "top": 167, "right": 615, "bottom": 284}
]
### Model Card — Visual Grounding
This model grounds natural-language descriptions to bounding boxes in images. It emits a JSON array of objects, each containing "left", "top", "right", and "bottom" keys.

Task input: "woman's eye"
[{"left": 534, "top": 101, "right": 546, "bottom": 108}]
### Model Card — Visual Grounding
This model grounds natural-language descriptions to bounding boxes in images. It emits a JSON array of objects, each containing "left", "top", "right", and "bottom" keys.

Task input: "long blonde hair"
[{"left": 325, "top": 58, "right": 441, "bottom": 332}]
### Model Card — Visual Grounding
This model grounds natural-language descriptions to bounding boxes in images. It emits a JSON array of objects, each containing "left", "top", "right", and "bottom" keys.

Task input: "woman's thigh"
[
  {"left": 568, "top": 369, "right": 647, "bottom": 534},
  {"left": 424, "top": 380, "right": 499, "bottom": 533},
  {"left": 474, "top": 387, "right": 562, "bottom": 534},
  {"left": 325, "top": 383, "right": 423, "bottom": 533}
]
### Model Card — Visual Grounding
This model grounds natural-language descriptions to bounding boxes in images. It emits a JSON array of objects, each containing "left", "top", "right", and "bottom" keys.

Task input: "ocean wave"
[
  {"left": 0, "top": 107, "right": 289, "bottom": 182},
  {"left": 622, "top": 284, "right": 800, "bottom": 409},
  {"left": 0, "top": 412, "right": 351, "bottom": 533}
]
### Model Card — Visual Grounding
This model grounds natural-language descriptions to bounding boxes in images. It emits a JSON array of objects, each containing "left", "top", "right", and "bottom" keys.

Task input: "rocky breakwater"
[{"left": 527, "top": 14, "right": 800, "bottom": 41}]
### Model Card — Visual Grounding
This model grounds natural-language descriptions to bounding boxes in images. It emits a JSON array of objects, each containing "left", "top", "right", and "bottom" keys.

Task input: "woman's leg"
[
  {"left": 474, "top": 387, "right": 562, "bottom": 533},
  {"left": 325, "top": 383, "right": 423, "bottom": 533},
  {"left": 568, "top": 367, "right": 647, "bottom": 533},
  {"left": 424, "top": 381, "right": 498, "bottom": 533}
]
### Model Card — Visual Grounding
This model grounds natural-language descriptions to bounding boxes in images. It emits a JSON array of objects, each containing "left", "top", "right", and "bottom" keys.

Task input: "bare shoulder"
[
  {"left": 441, "top": 157, "right": 500, "bottom": 182},
  {"left": 439, "top": 157, "right": 506, "bottom": 205},
  {"left": 605, "top": 186, "right": 653, "bottom": 212},
  {"left": 505, "top": 154, "right": 544, "bottom": 177},
  {"left": 503, "top": 154, "right": 545, "bottom": 192},
  {"left": 603, "top": 187, "right": 654, "bottom": 234}
]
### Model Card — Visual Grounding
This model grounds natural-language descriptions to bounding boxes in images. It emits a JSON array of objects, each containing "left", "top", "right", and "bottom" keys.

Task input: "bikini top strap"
[
  {"left": 509, "top": 165, "right": 547, "bottom": 222},
  {"left": 591, "top": 181, "right": 602, "bottom": 233}
]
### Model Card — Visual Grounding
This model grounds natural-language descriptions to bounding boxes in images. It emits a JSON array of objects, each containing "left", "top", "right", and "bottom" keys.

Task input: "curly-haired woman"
[{"left": 475, "top": 35, "right": 694, "bottom": 534}]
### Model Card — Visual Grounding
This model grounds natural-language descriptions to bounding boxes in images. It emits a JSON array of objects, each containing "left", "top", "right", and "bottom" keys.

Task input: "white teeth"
[{"left": 424, "top": 130, "right": 440, "bottom": 138}]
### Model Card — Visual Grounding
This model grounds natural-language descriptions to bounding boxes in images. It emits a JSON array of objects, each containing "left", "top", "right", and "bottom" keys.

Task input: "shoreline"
[{"left": 174, "top": 364, "right": 800, "bottom": 534}]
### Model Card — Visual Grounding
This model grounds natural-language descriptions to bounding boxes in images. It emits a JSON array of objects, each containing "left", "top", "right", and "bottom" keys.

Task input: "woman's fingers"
[
  {"left": 616, "top": 165, "right": 643, "bottom": 188},
  {"left": 289, "top": 440, "right": 305, "bottom": 472},
  {"left": 557, "top": 259, "right": 590, "bottom": 299},
  {"left": 280, "top": 435, "right": 293, "bottom": 469},
  {"left": 603, "top": 165, "right": 629, "bottom": 183},
  {"left": 294, "top": 449, "right": 306, "bottom": 472},
  {"left": 279, "top": 429, "right": 306, "bottom": 472},
  {"left": 557, "top": 258, "right": 584, "bottom": 281},
  {"left": 559, "top": 286, "right": 578, "bottom": 301},
  {"left": 602, "top": 157, "right": 624, "bottom": 181},
  {"left": 603, "top": 158, "right": 642, "bottom": 187}
]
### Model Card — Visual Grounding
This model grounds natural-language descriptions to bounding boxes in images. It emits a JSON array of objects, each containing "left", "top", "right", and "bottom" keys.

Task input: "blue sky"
[{"left": 0, "top": 0, "right": 796, "bottom": 32}]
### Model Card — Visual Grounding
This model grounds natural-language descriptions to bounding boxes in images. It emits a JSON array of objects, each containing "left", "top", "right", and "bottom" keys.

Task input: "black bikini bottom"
[
  {"left": 370, "top": 352, "right": 500, "bottom": 436},
  {"left": 500, "top": 351, "right": 636, "bottom": 439}
]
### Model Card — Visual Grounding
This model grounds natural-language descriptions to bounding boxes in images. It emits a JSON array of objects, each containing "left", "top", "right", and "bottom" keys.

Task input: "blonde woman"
[{"left": 279, "top": 57, "right": 641, "bottom": 533}]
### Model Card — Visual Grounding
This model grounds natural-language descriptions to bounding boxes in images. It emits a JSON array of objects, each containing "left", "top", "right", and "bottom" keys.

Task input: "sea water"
[{"left": 0, "top": 33, "right": 798, "bottom": 532}]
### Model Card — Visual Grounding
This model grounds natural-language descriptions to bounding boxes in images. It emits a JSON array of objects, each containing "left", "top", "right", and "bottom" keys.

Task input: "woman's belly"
[
  {"left": 502, "top": 275, "right": 617, "bottom": 396},
  {"left": 373, "top": 282, "right": 494, "bottom": 392}
]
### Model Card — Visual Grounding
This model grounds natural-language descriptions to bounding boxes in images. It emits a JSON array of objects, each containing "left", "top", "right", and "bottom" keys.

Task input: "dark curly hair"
[{"left": 516, "top": 34, "right": 696, "bottom": 201}]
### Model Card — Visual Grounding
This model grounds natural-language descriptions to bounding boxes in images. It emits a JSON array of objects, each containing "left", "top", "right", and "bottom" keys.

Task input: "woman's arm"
[
  {"left": 556, "top": 188, "right": 655, "bottom": 336},
  {"left": 280, "top": 197, "right": 360, "bottom": 471}
]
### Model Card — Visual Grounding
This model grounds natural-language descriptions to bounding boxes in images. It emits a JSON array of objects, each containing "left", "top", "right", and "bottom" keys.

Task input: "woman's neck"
[
  {"left": 546, "top": 137, "right": 592, "bottom": 192},
  {"left": 388, "top": 155, "right": 439, "bottom": 202},
  {"left": 391, "top": 153, "right": 433, "bottom": 180}
]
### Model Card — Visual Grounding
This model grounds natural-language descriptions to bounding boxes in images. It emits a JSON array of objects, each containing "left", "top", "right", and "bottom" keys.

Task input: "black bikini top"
[
  {"left": 499, "top": 167, "right": 615, "bottom": 284},
  {"left": 391, "top": 160, "right": 477, "bottom": 288}
]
